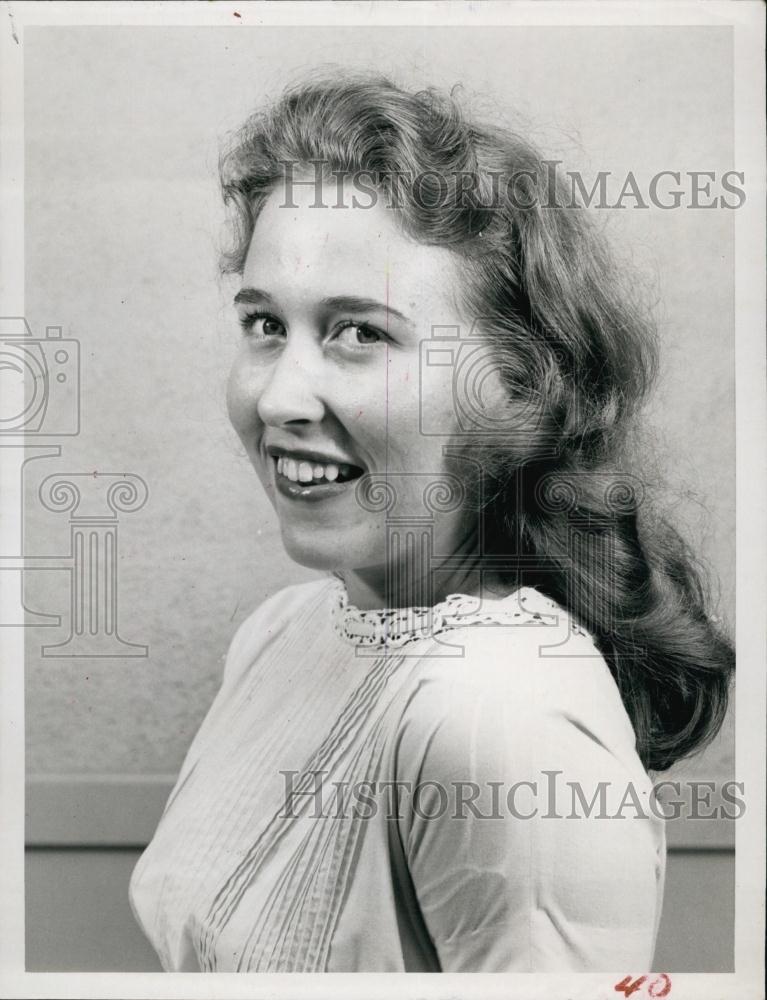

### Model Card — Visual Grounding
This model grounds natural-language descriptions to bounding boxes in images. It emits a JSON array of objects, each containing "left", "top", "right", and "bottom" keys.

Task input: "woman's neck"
[{"left": 339, "top": 534, "right": 509, "bottom": 611}]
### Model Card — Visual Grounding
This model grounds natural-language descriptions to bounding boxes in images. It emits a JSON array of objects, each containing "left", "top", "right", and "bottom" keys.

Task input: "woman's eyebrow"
[
  {"left": 233, "top": 287, "right": 276, "bottom": 307},
  {"left": 320, "top": 295, "right": 414, "bottom": 328},
  {"left": 234, "top": 287, "right": 414, "bottom": 328}
]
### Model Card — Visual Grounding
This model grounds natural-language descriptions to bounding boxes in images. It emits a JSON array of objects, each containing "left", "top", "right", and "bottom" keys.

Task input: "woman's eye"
[
  {"left": 335, "top": 322, "right": 385, "bottom": 348},
  {"left": 239, "top": 312, "right": 285, "bottom": 338}
]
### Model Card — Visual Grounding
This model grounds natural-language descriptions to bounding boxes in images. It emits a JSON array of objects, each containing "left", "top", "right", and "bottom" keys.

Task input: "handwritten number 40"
[{"left": 614, "top": 974, "right": 672, "bottom": 998}]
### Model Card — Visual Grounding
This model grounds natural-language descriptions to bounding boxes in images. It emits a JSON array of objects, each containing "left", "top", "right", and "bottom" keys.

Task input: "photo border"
[{"left": 1, "top": 2, "right": 764, "bottom": 998}]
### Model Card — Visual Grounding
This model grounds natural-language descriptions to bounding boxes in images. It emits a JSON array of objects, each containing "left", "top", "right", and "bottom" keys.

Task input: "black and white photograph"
[{"left": 1, "top": 2, "right": 764, "bottom": 999}]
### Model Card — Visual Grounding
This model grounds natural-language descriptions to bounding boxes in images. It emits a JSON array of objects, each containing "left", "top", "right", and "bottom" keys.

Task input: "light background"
[{"left": 20, "top": 23, "right": 735, "bottom": 969}]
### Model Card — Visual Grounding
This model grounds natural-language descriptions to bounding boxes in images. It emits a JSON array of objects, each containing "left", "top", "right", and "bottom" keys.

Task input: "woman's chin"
[{"left": 279, "top": 527, "right": 363, "bottom": 573}]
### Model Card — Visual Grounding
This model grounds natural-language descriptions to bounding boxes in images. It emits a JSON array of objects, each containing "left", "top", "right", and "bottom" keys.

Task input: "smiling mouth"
[
  {"left": 268, "top": 449, "right": 366, "bottom": 501},
  {"left": 275, "top": 454, "right": 363, "bottom": 486}
]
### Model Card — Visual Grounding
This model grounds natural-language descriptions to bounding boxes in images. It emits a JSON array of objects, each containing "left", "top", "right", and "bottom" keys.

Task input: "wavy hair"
[{"left": 218, "top": 72, "right": 734, "bottom": 772}]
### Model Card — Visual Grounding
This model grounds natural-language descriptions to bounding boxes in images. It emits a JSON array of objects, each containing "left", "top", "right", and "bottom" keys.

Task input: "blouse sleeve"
[{"left": 392, "top": 625, "right": 666, "bottom": 973}]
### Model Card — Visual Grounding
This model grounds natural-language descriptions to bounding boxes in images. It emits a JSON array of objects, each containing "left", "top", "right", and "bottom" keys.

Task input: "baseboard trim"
[{"left": 26, "top": 774, "right": 177, "bottom": 847}]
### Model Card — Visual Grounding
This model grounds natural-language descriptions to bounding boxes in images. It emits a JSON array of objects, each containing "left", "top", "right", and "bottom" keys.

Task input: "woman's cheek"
[{"left": 226, "top": 363, "right": 259, "bottom": 438}]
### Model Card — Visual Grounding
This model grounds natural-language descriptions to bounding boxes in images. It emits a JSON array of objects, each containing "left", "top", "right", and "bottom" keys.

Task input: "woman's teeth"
[{"left": 276, "top": 456, "right": 352, "bottom": 484}]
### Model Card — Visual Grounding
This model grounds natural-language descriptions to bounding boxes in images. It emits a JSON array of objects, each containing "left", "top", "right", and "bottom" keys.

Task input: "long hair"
[{"left": 218, "top": 72, "right": 734, "bottom": 772}]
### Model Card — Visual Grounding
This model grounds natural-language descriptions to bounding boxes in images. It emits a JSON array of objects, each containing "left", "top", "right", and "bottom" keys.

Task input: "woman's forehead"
[{"left": 243, "top": 181, "right": 461, "bottom": 315}]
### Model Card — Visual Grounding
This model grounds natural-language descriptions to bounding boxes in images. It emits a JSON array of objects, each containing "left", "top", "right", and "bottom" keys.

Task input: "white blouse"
[{"left": 129, "top": 578, "right": 666, "bottom": 972}]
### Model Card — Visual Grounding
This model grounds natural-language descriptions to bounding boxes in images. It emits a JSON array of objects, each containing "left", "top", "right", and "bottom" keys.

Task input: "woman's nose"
[{"left": 256, "top": 342, "right": 326, "bottom": 427}]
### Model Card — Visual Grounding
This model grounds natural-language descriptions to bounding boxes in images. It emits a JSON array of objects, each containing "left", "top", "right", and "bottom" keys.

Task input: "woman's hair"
[{"left": 219, "top": 72, "right": 734, "bottom": 772}]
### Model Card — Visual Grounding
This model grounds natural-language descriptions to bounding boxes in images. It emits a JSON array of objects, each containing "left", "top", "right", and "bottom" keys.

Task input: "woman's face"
[{"left": 226, "top": 175, "right": 483, "bottom": 587}]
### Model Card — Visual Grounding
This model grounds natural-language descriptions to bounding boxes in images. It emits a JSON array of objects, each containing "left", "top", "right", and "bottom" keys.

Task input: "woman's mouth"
[{"left": 271, "top": 452, "right": 365, "bottom": 501}]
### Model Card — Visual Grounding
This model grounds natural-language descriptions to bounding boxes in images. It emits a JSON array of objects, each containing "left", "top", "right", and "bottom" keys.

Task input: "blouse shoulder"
[
  {"left": 392, "top": 587, "right": 644, "bottom": 792},
  {"left": 221, "top": 577, "right": 335, "bottom": 687}
]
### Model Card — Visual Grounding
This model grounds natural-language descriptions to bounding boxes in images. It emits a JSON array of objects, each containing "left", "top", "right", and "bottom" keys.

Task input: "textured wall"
[{"left": 23, "top": 26, "right": 734, "bottom": 788}]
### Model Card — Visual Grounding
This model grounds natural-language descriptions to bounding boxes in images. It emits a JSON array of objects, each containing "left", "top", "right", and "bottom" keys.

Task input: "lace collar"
[{"left": 329, "top": 578, "right": 565, "bottom": 648}]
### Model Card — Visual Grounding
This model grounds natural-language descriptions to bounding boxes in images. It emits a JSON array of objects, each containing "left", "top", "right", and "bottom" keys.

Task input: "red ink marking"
[
  {"left": 614, "top": 974, "right": 670, "bottom": 998},
  {"left": 648, "top": 974, "right": 672, "bottom": 998},
  {"left": 614, "top": 976, "right": 648, "bottom": 997}
]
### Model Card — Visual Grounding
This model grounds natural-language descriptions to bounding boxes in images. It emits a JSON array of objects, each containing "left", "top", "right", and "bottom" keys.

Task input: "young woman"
[{"left": 129, "top": 73, "right": 734, "bottom": 973}]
